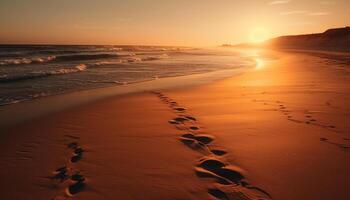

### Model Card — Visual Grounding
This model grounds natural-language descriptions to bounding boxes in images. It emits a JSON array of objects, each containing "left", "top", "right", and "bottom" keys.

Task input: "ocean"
[{"left": 0, "top": 45, "right": 254, "bottom": 106}]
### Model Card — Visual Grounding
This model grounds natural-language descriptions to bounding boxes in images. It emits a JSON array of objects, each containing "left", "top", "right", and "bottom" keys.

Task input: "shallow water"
[{"left": 0, "top": 45, "right": 254, "bottom": 105}]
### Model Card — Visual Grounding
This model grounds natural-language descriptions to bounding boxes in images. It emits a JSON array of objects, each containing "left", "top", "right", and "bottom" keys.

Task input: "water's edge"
[{"left": 0, "top": 67, "right": 250, "bottom": 131}]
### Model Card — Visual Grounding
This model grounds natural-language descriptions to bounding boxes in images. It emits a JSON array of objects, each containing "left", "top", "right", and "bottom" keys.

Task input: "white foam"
[
  {"left": 49, "top": 64, "right": 87, "bottom": 75},
  {"left": 91, "top": 61, "right": 123, "bottom": 66},
  {"left": 0, "top": 56, "right": 56, "bottom": 66}
]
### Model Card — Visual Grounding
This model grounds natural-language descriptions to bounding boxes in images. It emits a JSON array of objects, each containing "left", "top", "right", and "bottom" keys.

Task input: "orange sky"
[{"left": 0, "top": 0, "right": 349, "bottom": 46}]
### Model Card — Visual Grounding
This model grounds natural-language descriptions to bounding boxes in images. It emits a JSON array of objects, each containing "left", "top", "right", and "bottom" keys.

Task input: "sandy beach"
[{"left": 1, "top": 49, "right": 349, "bottom": 200}]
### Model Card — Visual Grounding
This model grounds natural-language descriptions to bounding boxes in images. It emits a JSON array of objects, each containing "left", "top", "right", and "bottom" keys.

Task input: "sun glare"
[{"left": 250, "top": 28, "right": 269, "bottom": 43}]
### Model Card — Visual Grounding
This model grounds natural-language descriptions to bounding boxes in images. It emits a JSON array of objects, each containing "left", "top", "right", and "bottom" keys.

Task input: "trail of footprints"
[
  {"left": 153, "top": 91, "right": 271, "bottom": 200},
  {"left": 51, "top": 135, "right": 87, "bottom": 199},
  {"left": 253, "top": 99, "right": 350, "bottom": 151},
  {"left": 319, "top": 137, "right": 350, "bottom": 151},
  {"left": 253, "top": 99, "right": 338, "bottom": 131}
]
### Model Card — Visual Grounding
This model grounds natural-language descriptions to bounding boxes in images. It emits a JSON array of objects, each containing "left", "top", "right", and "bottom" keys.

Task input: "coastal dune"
[{"left": 0, "top": 49, "right": 350, "bottom": 200}]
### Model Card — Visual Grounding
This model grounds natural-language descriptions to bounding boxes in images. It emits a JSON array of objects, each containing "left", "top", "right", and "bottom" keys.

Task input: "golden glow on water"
[
  {"left": 239, "top": 48, "right": 265, "bottom": 70},
  {"left": 254, "top": 58, "right": 265, "bottom": 70}
]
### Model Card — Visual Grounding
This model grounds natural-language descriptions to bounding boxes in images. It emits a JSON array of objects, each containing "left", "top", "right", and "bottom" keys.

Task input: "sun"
[{"left": 249, "top": 28, "right": 269, "bottom": 43}]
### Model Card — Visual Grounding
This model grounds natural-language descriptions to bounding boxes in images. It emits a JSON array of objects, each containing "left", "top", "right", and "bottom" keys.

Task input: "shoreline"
[{"left": 0, "top": 66, "right": 250, "bottom": 131}]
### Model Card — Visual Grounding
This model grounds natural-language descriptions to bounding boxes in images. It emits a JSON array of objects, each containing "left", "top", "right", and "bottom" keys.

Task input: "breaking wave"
[
  {"left": 0, "top": 64, "right": 87, "bottom": 83},
  {"left": 0, "top": 53, "right": 127, "bottom": 66},
  {"left": 89, "top": 54, "right": 169, "bottom": 66},
  {"left": 0, "top": 56, "right": 56, "bottom": 66},
  {"left": 0, "top": 52, "right": 170, "bottom": 67}
]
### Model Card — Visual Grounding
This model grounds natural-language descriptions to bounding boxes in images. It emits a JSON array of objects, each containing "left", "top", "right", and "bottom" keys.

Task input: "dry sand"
[{"left": 0, "top": 49, "right": 349, "bottom": 200}]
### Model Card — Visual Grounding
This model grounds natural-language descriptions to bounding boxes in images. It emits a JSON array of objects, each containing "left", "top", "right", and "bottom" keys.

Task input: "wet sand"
[{"left": 1, "top": 49, "right": 349, "bottom": 200}]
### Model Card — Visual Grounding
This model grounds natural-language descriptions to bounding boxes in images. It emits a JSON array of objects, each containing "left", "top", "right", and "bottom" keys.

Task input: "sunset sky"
[{"left": 0, "top": 0, "right": 349, "bottom": 46}]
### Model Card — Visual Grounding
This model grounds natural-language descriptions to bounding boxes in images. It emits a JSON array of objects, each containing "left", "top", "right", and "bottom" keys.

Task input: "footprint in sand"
[
  {"left": 67, "top": 142, "right": 79, "bottom": 149},
  {"left": 66, "top": 173, "right": 87, "bottom": 196},
  {"left": 196, "top": 158, "right": 244, "bottom": 184},
  {"left": 168, "top": 120, "right": 179, "bottom": 124},
  {"left": 179, "top": 133, "right": 227, "bottom": 157},
  {"left": 305, "top": 118, "right": 317, "bottom": 124},
  {"left": 210, "top": 149, "right": 227, "bottom": 156},
  {"left": 71, "top": 172, "right": 86, "bottom": 182},
  {"left": 174, "top": 107, "right": 186, "bottom": 112},
  {"left": 168, "top": 117, "right": 189, "bottom": 124},
  {"left": 71, "top": 150, "right": 83, "bottom": 163},
  {"left": 184, "top": 115, "right": 196, "bottom": 121},
  {"left": 169, "top": 116, "right": 196, "bottom": 124},
  {"left": 67, "top": 141, "right": 85, "bottom": 163},
  {"left": 179, "top": 137, "right": 210, "bottom": 153},
  {"left": 320, "top": 138, "right": 350, "bottom": 151},
  {"left": 189, "top": 126, "right": 200, "bottom": 131},
  {"left": 279, "top": 105, "right": 286, "bottom": 110},
  {"left": 66, "top": 180, "right": 85, "bottom": 196},
  {"left": 51, "top": 166, "right": 69, "bottom": 182},
  {"left": 282, "top": 110, "right": 290, "bottom": 113},
  {"left": 208, "top": 188, "right": 229, "bottom": 200},
  {"left": 169, "top": 101, "right": 178, "bottom": 106},
  {"left": 182, "top": 133, "right": 214, "bottom": 145}
]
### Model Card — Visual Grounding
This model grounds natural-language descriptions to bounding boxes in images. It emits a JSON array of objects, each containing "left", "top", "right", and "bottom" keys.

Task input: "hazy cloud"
[
  {"left": 279, "top": 10, "right": 331, "bottom": 17},
  {"left": 280, "top": 10, "right": 308, "bottom": 15},
  {"left": 268, "top": 0, "right": 292, "bottom": 5},
  {"left": 308, "top": 12, "right": 331, "bottom": 16}
]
